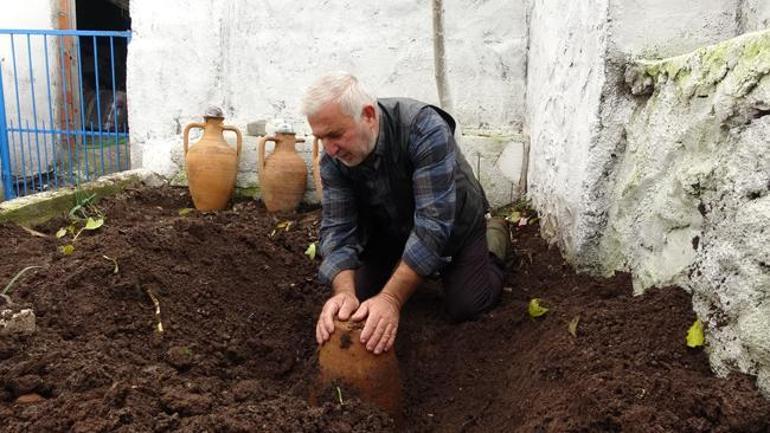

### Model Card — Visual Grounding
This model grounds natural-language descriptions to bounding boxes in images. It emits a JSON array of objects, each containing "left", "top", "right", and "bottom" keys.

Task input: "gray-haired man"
[{"left": 302, "top": 72, "right": 509, "bottom": 355}]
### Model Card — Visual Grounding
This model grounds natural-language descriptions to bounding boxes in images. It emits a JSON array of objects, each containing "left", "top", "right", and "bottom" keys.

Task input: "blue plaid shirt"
[{"left": 317, "top": 106, "right": 459, "bottom": 285}]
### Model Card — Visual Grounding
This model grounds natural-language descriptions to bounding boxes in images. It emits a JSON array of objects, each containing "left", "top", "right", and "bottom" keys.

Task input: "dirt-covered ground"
[{"left": 1, "top": 186, "right": 768, "bottom": 433}]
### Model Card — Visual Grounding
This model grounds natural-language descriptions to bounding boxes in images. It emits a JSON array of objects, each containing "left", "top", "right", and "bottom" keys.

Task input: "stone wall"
[
  {"left": 614, "top": 31, "right": 770, "bottom": 395},
  {"left": 526, "top": 1, "right": 769, "bottom": 395}
]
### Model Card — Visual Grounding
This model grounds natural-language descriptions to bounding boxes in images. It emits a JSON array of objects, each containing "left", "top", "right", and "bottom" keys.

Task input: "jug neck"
[
  {"left": 274, "top": 133, "right": 298, "bottom": 151},
  {"left": 203, "top": 116, "right": 224, "bottom": 135}
]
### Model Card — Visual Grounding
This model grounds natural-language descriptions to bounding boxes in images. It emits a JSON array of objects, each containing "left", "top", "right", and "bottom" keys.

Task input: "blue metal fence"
[{"left": 0, "top": 29, "right": 131, "bottom": 200}]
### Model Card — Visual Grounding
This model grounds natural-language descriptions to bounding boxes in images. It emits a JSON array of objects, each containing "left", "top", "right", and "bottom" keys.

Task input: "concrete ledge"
[{"left": 0, "top": 169, "right": 166, "bottom": 226}]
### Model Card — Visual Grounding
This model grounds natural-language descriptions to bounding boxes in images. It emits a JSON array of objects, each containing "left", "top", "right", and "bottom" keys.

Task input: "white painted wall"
[
  {"left": 610, "top": 0, "right": 740, "bottom": 58},
  {"left": 0, "top": 0, "right": 57, "bottom": 180},
  {"left": 606, "top": 31, "right": 770, "bottom": 396},
  {"left": 127, "top": 0, "right": 528, "bottom": 205},
  {"left": 525, "top": 0, "right": 610, "bottom": 258},
  {"left": 742, "top": 0, "right": 770, "bottom": 33},
  {"left": 525, "top": 1, "right": 770, "bottom": 395}
]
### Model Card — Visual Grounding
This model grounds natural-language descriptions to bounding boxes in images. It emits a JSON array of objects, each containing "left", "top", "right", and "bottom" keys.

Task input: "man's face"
[{"left": 307, "top": 102, "right": 377, "bottom": 167}]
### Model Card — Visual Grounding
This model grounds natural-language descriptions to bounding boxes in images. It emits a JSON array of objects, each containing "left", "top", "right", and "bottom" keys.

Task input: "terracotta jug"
[
  {"left": 316, "top": 319, "right": 402, "bottom": 417},
  {"left": 258, "top": 133, "right": 307, "bottom": 212},
  {"left": 183, "top": 112, "right": 242, "bottom": 211},
  {"left": 312, "top": 137, "right": 323, "bottom": 201}
]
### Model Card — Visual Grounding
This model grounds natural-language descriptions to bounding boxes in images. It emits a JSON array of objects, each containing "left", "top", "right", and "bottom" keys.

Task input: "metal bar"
[
  {"left": 26, "top": 120, "right": 35, "bottom": 192},
  {"left": 0, "top": 29, "right": 131, "bottom": 38},
  {"left": 109, "top": 36, "right": 117, "bottom": 173},
  {"left": 74, "top": 35, "right": 87, "bottom": 181},
  {"left": 9, "top": 119, "right": 20, "bottom": 197},
  {"left": 28, "top": 119, "right": 43, "bottom": 191},
  {"left": 43, "top": 34, "right": 58, "bottom": 189},
  {"left": 26, "top": 34, "right": 44, "bottom": 189},
  {"left": 0, "top": 64, "right": 15, "bottom": 200},
  {"left": 6, "top": 126, "right": 128, "bottom": 138},
  {"left": 58, "top": 34, "right": 74, "bottom": 186},
  {"left": 9, "top": 35, "right": 29, "bottom": 195},
  {"left": 92, "top": 36, "right": 105, "bottom": 177}
]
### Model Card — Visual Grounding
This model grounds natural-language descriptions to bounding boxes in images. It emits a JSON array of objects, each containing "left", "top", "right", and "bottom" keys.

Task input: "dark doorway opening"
[{"left": 75, "top": 0, "right": 130, "bottom": 132}]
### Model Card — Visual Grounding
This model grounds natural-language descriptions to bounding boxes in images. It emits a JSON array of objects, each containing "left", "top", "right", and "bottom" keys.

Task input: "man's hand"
[
  {"left": 316, "top": 292, "right": 359, "bottom": 345},
  {"left": 351, "top": 292, "right": 401, "bottom": 354}
]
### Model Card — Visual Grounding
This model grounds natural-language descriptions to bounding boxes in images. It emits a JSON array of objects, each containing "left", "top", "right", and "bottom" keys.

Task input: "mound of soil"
[{"left": 0, "top": 186, "right": 768, "bottom": 433}]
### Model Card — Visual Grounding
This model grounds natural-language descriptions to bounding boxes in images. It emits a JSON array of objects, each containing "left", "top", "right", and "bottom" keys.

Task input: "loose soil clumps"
[{"left": 0, "top": 186, "right": 768, "bottom": 432}]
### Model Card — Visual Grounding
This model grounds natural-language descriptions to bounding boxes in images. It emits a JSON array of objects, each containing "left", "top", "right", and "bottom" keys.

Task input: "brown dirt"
[{"left": 0, "top": 185, "right": 768, "bottom": 433}]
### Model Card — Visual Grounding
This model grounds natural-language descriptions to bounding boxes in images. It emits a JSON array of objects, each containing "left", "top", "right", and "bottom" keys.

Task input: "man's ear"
[{"left": 361, "top": 104, "right": 376, "bottom": 123}]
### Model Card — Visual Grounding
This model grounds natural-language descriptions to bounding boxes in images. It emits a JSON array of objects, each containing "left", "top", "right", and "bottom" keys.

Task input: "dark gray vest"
[{"left": 331, "top": 97, "right": 488, "bottom": 257}]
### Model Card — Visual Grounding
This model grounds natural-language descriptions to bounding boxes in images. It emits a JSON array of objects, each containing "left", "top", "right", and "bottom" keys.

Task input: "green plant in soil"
[{"left": 55, "top": 188, "right": 106, "bottom": 254}]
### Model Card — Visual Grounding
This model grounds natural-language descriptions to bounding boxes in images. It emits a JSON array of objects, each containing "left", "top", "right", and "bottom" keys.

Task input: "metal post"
[{"left": 0, "top": 66, "right": 15, "bottom": 200}]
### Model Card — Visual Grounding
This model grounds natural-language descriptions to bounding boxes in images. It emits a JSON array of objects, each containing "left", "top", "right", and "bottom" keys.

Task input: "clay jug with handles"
[
  {"left": 312, "top": 137, "right": 323, "bottom": 202},
  {"left": 258, "top": 132, "right": 307, "bottom": 212},
  {"left": 183, "top": 109, "right": 242, "bottom": 211}
]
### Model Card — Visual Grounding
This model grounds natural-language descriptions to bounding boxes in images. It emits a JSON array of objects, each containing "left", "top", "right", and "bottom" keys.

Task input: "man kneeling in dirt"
[{"left": 302, "top": 72, "right": 509, "bottom": 355}]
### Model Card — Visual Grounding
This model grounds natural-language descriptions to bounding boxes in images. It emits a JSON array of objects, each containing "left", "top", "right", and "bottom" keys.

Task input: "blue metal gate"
[{"left": 0, "top": 29, "right": 131, "bottom": 200}]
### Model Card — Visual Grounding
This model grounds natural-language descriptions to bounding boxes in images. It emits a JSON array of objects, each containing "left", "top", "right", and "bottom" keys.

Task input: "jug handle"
[
  {"left": 312, "top": 137, "right": 320, "bottom": 161},
  {"left": 223, "top": 125, "right": 243, "bottom": 157},
  {"left": 258, "top": 135, "right": 276, "bottom": 172},
  {"left": 182, "top": 122, "right": 205, "bottom": 155}
]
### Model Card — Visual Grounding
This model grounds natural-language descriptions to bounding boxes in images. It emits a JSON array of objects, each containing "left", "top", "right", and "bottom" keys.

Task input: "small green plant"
[
  {"left": 528, "top": 298, "right": 549, "bottom": 318},
  {"left": 55, "top": 191, "right": 106, "bottom": 254},
  {"left": 686, "top": 319, "right": 704, "bottom": 348},
  {"left": 335, "top": 386, "right": 344, "bottom": 406},
  {"left": 305, "top": 242, "right": 317, "bottom": 260}
]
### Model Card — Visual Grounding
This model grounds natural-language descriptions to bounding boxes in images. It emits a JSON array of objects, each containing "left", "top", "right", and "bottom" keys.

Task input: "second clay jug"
[
  {"left": 183, "top": 108, "right": 242, "bottom": 211},
  {"left": 258, "top": 132, "right": 307, "bottom": 212}
]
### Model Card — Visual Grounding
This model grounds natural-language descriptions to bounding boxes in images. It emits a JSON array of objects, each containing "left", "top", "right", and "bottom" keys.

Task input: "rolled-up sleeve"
[
  {"left": 317, "top": 156, "right": 363, "bottom": 285},
  {"left": 401, "top": 108, "right": 456, "bottom": 277}
]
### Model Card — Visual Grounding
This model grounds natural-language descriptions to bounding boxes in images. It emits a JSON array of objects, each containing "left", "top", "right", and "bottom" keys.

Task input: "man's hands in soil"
[
  {"left": 350, "top": 292, "right": 400, "bottom": 355},
  {"left": 315, "top": 292, "right": 359, "bottom": 345}
]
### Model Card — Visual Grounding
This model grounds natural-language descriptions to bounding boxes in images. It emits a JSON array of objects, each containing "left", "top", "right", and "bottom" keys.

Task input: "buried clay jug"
[
  {"left": 183, "top": 108, "right": 242, "bottom": 211},
  {"left": 316, "top": 319, "right": 402, "bottom": 417},
  {"left": 312, "top": 137, "right": 323, "bottom": 201},
  {"left": 258, "top": 131, "right": 307, "bottom": 212}
]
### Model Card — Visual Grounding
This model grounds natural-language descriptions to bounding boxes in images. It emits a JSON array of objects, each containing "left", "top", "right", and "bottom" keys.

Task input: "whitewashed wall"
[
  {"left": 526, "top": 0, "right": 770, "bottom": 396},
  {"left": 525, "top": 0, "right": 610, "bottom": 258},
  {"left": 609, "top": 31, "right": 770, "bottom": 397},
  {"left": 741, "top": 0, "right": 770, "bottom": 33},
  {"left": 0, "top": 0, "right": 57, "bottom": 178},
  {"left": 127, "top": 0, "right": 528, "bottom": 205}
]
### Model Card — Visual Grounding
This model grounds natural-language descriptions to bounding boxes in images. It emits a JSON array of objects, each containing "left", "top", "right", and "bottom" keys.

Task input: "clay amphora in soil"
[
  {"left": 183, "top": 116, "right": 242, "bottom": 211},
  {"left": 258, "top": 133, "right": 308, "bottom": 212},
  {"left": 316, "top": 319, "right": 402, "bottom": 418},
  {"left": 312, "top": 137, "right": 323, "bottom": 202}
]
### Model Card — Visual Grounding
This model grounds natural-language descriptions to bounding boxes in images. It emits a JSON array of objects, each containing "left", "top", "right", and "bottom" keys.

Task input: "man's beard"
[{"left": 339, "top": 124, "right": 377, "bottom": 167}]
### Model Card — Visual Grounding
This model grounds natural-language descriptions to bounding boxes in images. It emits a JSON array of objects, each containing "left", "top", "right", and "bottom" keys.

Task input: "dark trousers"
[{"left": 354, "top": 229, "right": 504, "bottom": 321}]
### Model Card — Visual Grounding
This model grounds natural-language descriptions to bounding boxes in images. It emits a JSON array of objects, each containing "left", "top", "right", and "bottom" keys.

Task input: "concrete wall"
[
  {"left": 525, "top": 0, "right": 611, "bottom": 258},
  {"left": 0, "top": 0, "right": 57, "bottom": 178},
  {"left": 127, "top": 0, "right": 528, "bottom": 206},
  {"left": 527, "top": 0, "right": 768, "bottom": 267},
  {"left": 610, "top": 0, "right": 741, "bottom": 58},
  {"left": 740, "top": 0, "right": 770, "bottom": 33},
  {"left": 525, "top": 1, "right": 770, "bottom": 396},
  {"left": 610, "top": 30, "right": 770, "bottom": 396}
]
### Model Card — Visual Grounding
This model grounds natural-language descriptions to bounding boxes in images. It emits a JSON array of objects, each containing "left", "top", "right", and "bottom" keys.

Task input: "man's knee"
[{"left": 444, "top": 284, "right": 501, "bottom": 322}]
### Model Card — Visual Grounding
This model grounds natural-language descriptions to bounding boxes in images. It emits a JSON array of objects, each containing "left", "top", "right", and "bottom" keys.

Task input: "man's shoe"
[{"left": 486, "top": 218, "right": 510, "bottom": 262}]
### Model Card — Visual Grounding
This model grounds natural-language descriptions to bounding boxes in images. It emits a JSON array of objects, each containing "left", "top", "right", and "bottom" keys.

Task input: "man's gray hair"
[{"left": 301, "top": 72, "right": 376, "bottom": 120}]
